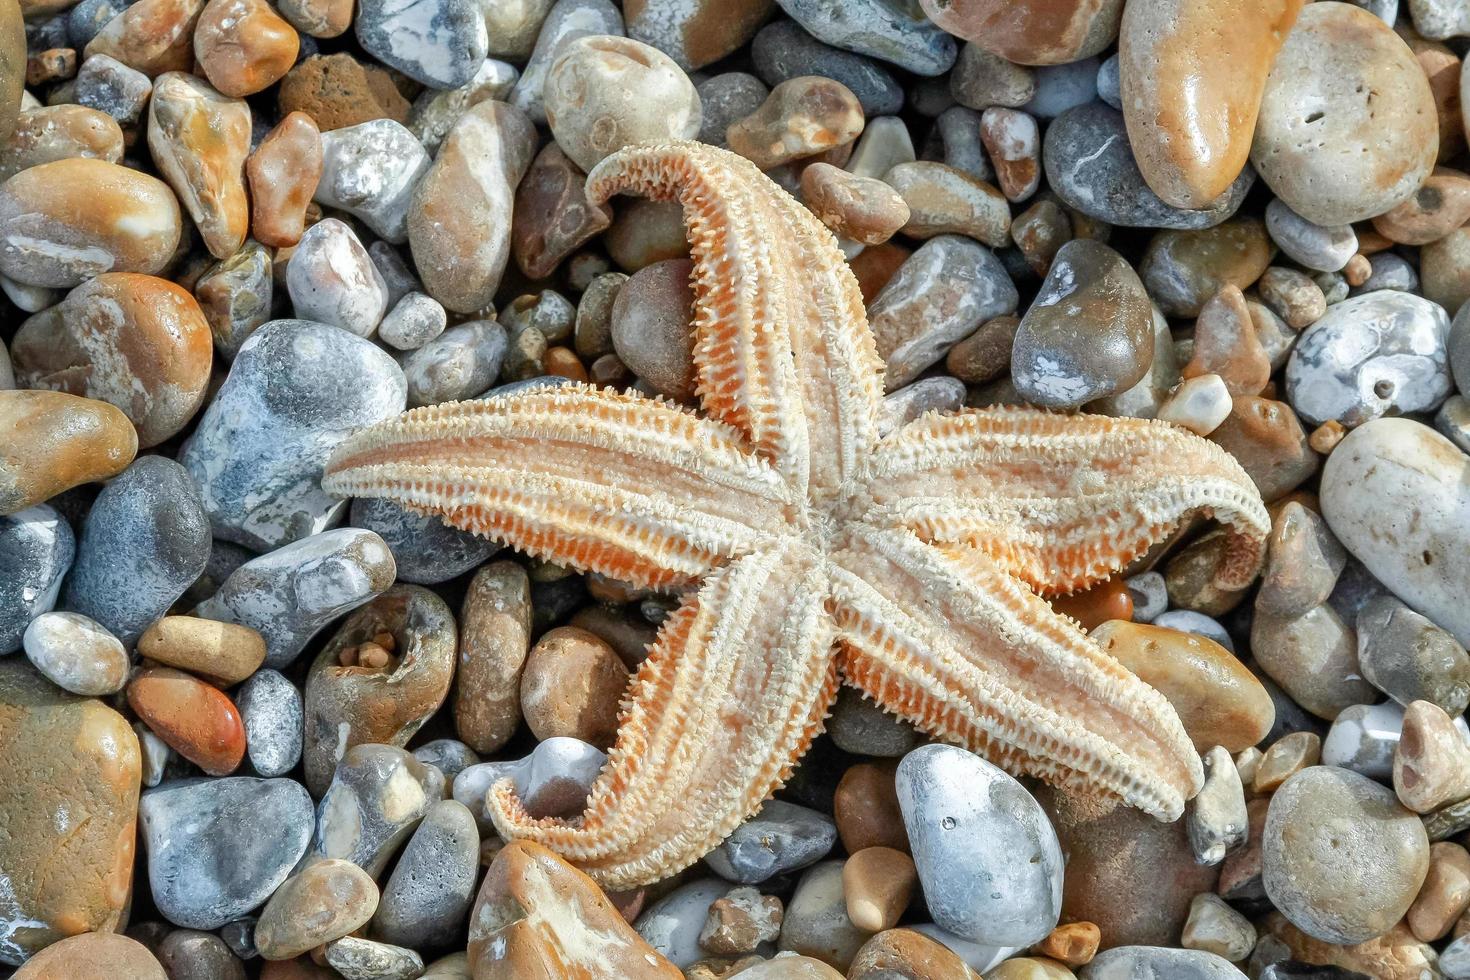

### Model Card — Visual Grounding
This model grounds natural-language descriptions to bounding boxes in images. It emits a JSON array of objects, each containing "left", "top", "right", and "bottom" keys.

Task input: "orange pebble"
[
  {"left": 1053, "top": 576, "right": 1133, "bottom": 631},
  {"left": 127, "top": 666, "right": 246, "bottom": 775}
]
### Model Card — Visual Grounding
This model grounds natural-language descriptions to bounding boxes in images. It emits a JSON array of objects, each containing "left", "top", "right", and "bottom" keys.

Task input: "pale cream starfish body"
[{"left": 324, "top": 140, "right": 1270, "bottom": 890}]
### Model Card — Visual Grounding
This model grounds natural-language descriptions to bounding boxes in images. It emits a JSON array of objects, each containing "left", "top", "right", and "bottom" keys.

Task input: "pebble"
[
  {"left": 700, "top": 887, "right": 783, "bottom": 957},
  {"left": 315, "top": 120, "right": 430, "bottom": 244},
  {"left": 751, "top": 21, "right": 901, "bottom": 119},
  {"left": 22, "top": 611, "right": 127, "bottom": 695},
  {"left": 82, "top": 0, "right": 202, "bottom": 75},
  {"left": 1321, "top": 418, "right": 1470, "bottom": 647},
  {"left": 1011, "top": 239, "right": 1153, "bottom": 408},
  {"left": 1395, "top": 699, "right": 1470, "bottom": 813},
  {"left": 728, "top": 75, "right": 863, "bottom": 171},
  {"left": 519, "top": 625, "right": 627, "bottom": 748},
  {"left": 945, "top": 314, "right": 1019, "bottom": 385},
  {"left": 1320, "top": 701, "right": 1404, "bottom": 780},
  {"left": 1357, "top": 595, "right": 1470, "bottom": 713},
  {"left": 354, "top": 0, "right": 485, "bottom": 89},
  {"left": 848, "top": 928, "right": 982, "bottom": 980},
  {"left": 1124, "top": 571, "right": 1168, "bottom": 624},
  {"left": 979, "top": 107, "right": 1040, "bottom": 202},
  {"left": 180, "top": 319, "right": 406, "bottom": 550},
  {"left": 705, "top": 800, "right": 838, "bottom": 884},
  {"left": 194, "top": 0, "right": 297, "bottom": 97},
  {"left": 323, "top": 936, "right": 424, "bottom": 980},
  {"left": 349, "top": 496, "right": 495, "bottom": 584},
  {"left": 314, "top": 743, "right": 445, "bottom": 876},
  {"left": 406, "top": 57, "right": 519, "bottom": 154},
  {"left": 1259, "top": 914, "right": 1436, "bottom": 980},
  {"left": 139, "top": 776, "right": 313, "bottom": 930},
  {"left": 625, "top": 0, "right": 770, "bottom": 71},
  {"left": 1208, "top": 395, "right": 1319, "bottom": 502},
  {"left": 0, "top": 104, "right": 122, "bottom": 183},
  {"left": 11, "top": 933, "right": 165, "bottom": 979},
  {"left": 1083, "top": 947, "right": 1247, "bottom": 979},
  {"left": 403, "top": 320, "right": 509, "bottom": 406},
  {"left": 989, "top": 957, "right": 1075, "bottom": 979},
  {"left": 885, "top": 161, "right": 1010, "bottom": 247},
  {"left": 128, "top": 666, "right": 247, "bottom": 775},
  {"left": 507, "top": 0, "right": 625, "bottom": 125},
  {"left": 1406, "top": 840, "right": 1470, "bottom": 941},
  {"left": 277, "top": 53, "right": 410, "bottom": 130},
  {"left": 897, "top": 745, "right": 1061, "bottom": 947},
  {"left": 1022, "top": 57, "right": 1098, "bottom": 118},
  {"left": 1258, "top": 267, "right": 1326, "bottom": 330},
  {"left": 1250, "top": 600, "right": 1374, "bottom": 720},
  {"left": 827, "top": 686, "right": 922, "bottom": 756},
  {"left": 72, "top": 53, "right": 152, "bottom": 127},
  {"left": 147, "top": 71, "right": 250, "bottom": 260},
  {"left": 1093, "top": 621, "right": 1272, "bottom": 752},
  {"left": 1182, "top": 893, "right": 1257, "bottom": 962},
  {"left": 696, "top": 72, "right": 770, "bottom": 147},
  {"left": 469, "top": 840, "right": 681, "bottom": 978},
  {"left": 0, "top": 505, "right": 72, "bottom": 654},
  {"left": 194, "top": 527, "right": 397, "bottom": 668},
  {"left": 1157, "top": 374, "right": 1233, "bottom": 436},
  {"left": 1421, "top": 226, "right": 1470, "bottom": 313},
  {"left": 949, "top": 43, "right": 1034, "bottom": 112},
  {"left": 1374, "top": 169, "right": 1470, "bottom": 246},
  {"left": 254, "top": 858, "right": 379, "bottom": 961},
  {"left": 637, "top": 878, "right": 733, "bottom": 968},
  {"left": 409, "top": 99, "right": 536, "bottom": 313},
  {"left": 0, "top": 659, "right": 139, "bottom": 964},
  {"left": 1253, "top": 730, "right": 1321, "bottom": 794},
  {"left": 778, "top": 860, "right": 870, "bottom": 970},
  {"left": 512, "top": 144, "right": 613, "bottom": 280},
  {"left": 1251, "top": 2, "right": 1437, "bottom": 225},
  {"left": 286, "top": 218, "right": 388, "bottom": 337},
  {"left": 136, "top": 616, "right": 262, "bottom": 684},
  {"left": 155, "top": 929, "right": 246, "bottom": 980},
  {"left": 303, "top": 585, "right": 457, "bottom": 795},
  {"left": 1356, "top": 251, "right": 1421, "bottom": 296},
  {"left": 459, "top": 737, "right": 606, "bottom": 826},
  {"left": 919, "top": 0, "right": 1120, "bottom": 65},
  {"left": 1140, "top": 218, "right": 1273, "bottom": 318},
  {"left": 454, "top": 561, "right": 532, "bottom": 754},
  {"left": 372, "top": 799, "right": 480, "bottom": 949},
  {"left": 1258, "top": 503, "right": 1346, "bottom": 619},
  {"left": 868, "top": 234, "right": 1017, "bottom": 389},
  {"left": 843, "top": 847, "right": 915, "bottom": 933},
  {"left": 800, "top": 162, "right": 910, "bottom": 245},
  {"left": 235, "top": 667, "right": 304, "bottom": 777},
  {"left": 1044, "top": 103, "right": 1253, "bottom": 230},
  {"left": 777, "top": 0, "right": 954, "bottom": 75},
  {"left": 413, "top": 740, "right": 480, "bottom": 782},
  {"left": 1265, "top": 199, "right": 1357, "bottom": 272},
  {"left": 609, "top": 257, "right": 695, "bottom": 398},
  {"left": 604, "top": 197, "right": 690, "bottom": 270},
  {"left": 197, "top": 244, "right": 273, "bottom": 361}
]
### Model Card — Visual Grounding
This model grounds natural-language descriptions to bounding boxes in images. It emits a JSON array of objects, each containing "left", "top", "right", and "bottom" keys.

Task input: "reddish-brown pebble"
[
  {"left": 83, "top": 0, "right": 204, "bottom": 77},
  {"left": 849, "top": 241, "right": 910, "bottom": 303},
  {"left": 247, "top": 111, "right": 322, "bottom": 248},
  {"left": 1035, "top": 921, "right": 1101, "bottom": 966},
  {"left": 512, "top": 142, "right": 612, "bottom": 279},
  {"left": 277, "top": 53, "right": 410, "bottom": 131},
  {"left": 1053, "top": 576, "right": 1132, "bottom": 631},
  {"left": 834, "top": 761, "right": 908, "bottom": 854},
  {"left": 800, "top": 162, "right": 910, "bottom": 245},
  {"left": 127, "top": 665, "right": 246, "bottom": 776},
  {"left": 1183, "top": 284, "right": 1271, "bottom": 397},
  {"left": 1372, "top": 167, "right": 1470, "bottom": 246},
  {"left": 848, "top": 928, "right": 982, "bottom": 980},
  {"left": 917, "top": 0, "right": 1122, "bottom": 65},
  {"left": 194, "top": 0, "right": 298, "bottom": 97},
  {"left": 520, "top": 625, "right": 629, "bottom": 749},
  {"left": 254, "top": 859, "right": 379, "bottom": 960},
  {"left": 979, "top": 106, "right": 1040, "bottom": 202}
]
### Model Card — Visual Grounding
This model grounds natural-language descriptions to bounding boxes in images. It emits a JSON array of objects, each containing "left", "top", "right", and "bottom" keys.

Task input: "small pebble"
[
  {"left": 254, "top": 858, "right": 379, "bottom": 961},
  {"left": 1253, "top": 731, "right": 1322, "bottom": 795},
  {"left": 1181, "top": 893, "right": 1256, "bottom": 962},
  {"left": 1320, "top": 700, "right": 1404, "bottom": 781},
  {"left": 235, "top": 668, "right": 304, "bottom": 778},
  {"left": 372, "top": 799, "right": 480, "bottom": 949},
  {"left": 128, "top": 666, "right": 247, "bottom": 776},
  {"left": 705, "top": 800, "right": 838, "bottom": 885},
  {"left": 1394, "top": 699, "right": 1470, "bottom": 814}
]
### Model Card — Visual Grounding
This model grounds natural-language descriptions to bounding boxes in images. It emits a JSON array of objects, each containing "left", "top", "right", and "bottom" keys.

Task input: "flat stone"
[
  {"left": 1265, "top": 199, "right": 1357, "bottom": 272},
  {"left": 1083, "top": 947, "right": 1246, "bottom": 979},
  {"left": 705, "top": 800, "right": 838, "bottom": 884}
]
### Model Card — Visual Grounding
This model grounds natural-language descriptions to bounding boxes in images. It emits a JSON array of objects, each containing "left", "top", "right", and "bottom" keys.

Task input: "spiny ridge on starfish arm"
[{"left": 323, "top": 138, "right": 1271, "bottom": 889}]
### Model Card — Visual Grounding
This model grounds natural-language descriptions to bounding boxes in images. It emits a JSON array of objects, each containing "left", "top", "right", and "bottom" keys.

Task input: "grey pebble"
[
  {"left": 1265, "top": 199, "right": 1356, "bottom": 273},
  {"left": 1083, "top": 946, "right": 1248, "bottom": 980},
  {"left": 0, "top": 504, "right": 73, "bottom": 654},
  {"left": 636, "top": 878, "right": 733, "bottom": 969},
  {"left": 509, "top": 0, "right": 624, "bottom": 125},
  {"left": 1320, "top": 701, "right": 1402, "bottom": 781},
  {"left": 74, "top": 53, "right": 151, "bottom": 127},
  {"left": 1353, "top": 252, "right": 1418, "bottom": 296},
  {"left": 774, "top": 0, "right": 956, "bottom": 76},
  {"left": 1125, "top": 571, "right": 1168, "bottom": 624},
  {"left": 314, "top": 743, "right": 446, "bottom": 878},
  {"left": 377, "top": 292, "right": 447, "bottom": 351},
  {"left": 235, "top": 668, "right": 304, "bottom": 778},
  {"left": 324, "top": 936, "right": 425, "bottom": 980},
  {"left": 752, "top": 20, "right": 903, "bottom": 117},
  {"left": 1357, "top": 593, "right": 1470, "bottom": 714},
  {"left": 373, "top": 799, "right": 479, "bottom": 949},
  {"left": 827, "top": 685, "right": 922, "bottom": 756},
  {"left": 1188, "top": 746, "right": 1248, "bottom": 866},
  {"left": 934, "top": 105, "right": 994, "bottom": 182},
  {"left": 1152, "top": 609, "right": 1235, "bottom": 652},
  {"left": 1023, "top": 57, "right": 1099, "bottom": 118},
  {"left": 695, "top": 72, "right": 768, "bottom": 148},
  {"left": 315, "top": 120, "right": 432, "bottom": 244},
  {"left": 704, "top": 800, "right": 837, "bottom": 884},
  {"left": 404, "top": 320, "right": 509, "bottom": 407},
  {"left": 155, "top": 929, "right": 246, "bottom": 980},
  {"left": 413, "top": 739, "right": 480, "bottom": 780},
  {"left": 1096, "top": 53, "right": 1120, "bottom": 109},
  {"left": 349, "top": 496, "right": 497, "bottom": 585},
  {"left": 67, "top": 0, "right": 127, "bottom": 48},
  {"left": 355, "top": 0, "right": 487, "bottom": 89}
]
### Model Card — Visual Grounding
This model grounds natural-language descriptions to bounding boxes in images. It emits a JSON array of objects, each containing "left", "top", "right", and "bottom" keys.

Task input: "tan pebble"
[
  {"left": 1372, "top": 167, "right": 1470, "bottom": 245},
  {"left": 1262, "top": 913, "right": 1437, "bottom": 980},
  {"left": 605, "top": 197, "right": 690, "bottom": 272},
  {"left": 1180, "top": 891, "right": 1256, "bottom": 961},
  {"left": 1091, "top": 620, "right": 1273, "bottom": 753},
  {"left": 147, "top": 71, "right": 250, "bottom": 259},
  {"left": 727, "top": 75, "right": 864, "bottom": 171},
  {"left": 247, "top": 111, "right": 321, "bottom": 248},
  {"left": 277, "top": 53, "right": 410, "bottom": 131},
  {"left": 0, "top": 0, "right": 19, "bottom": 145},
  {"left": 520, "top": 625, "right": 629, "bottom": 749},
  {"left": 276, "top": 0, "right": 350, "bottom": 36},
  {"left": 1052, "top": 576, "right": 1133, "bottom": 631},
  {"left": 0, "top": 104, "right": 123, "bottom": 182},
  {"left": 834, "top": 761, "right": 908, "bottom": 854},
  {"left": 841, "top": 847, "right": 916, "bottom": 933},
  {"left": 1307, "top": 419, "right": 1346, "bottom": 455},
  {"left": 1407, "top": 35, "right": 1464, "bottom": 163},
  {"left": 979, "top": 107, "right": 1040, "bottom": 202},
  {"left": 1421, "top": 225, "right": 1470, "bottom": 313},
  {"left": 1256, "top": 267, "right": 1325, "bottom": 330},
  {"left": 730, "top": 956, "right": 844, "bottom": 978},
  {"left": 1234, "top": 746, "right": 1263, "bottom": 788},
  {"left": 1342, "top": 253, "right": 1372, "bottom": 287},
  {"left": 1407, "top": 840, "right": 1470, "bottom": 941},
  {"left": 1252, "top": 730, "right": 1320, "bottom": 794},
  {"left": 84, "top": 0, "right": 204, "bottom": 77},
  {"left": 848, "top": 928, "right": 979, "bottom": 979},
  {"left": 1208, "top": 395, "right": 1319, "bottom": 502},
  {"left": 11, "top": 273, "right": 212, "bottom": 447},
  {"left": 945, "top": 314, "right": 1019, "bottom": 385},
  {"left": 0, "top": 389, "right": 137, "bottom": 515},
  {"left": 543, "top": 346, "right": 588, "bottom": 382},
  {"left": 1033, "top": 921, "right": 1099, "bottom": 966},
  {"left": 1140, "top": 218, "right": 1274, "bottom": 318},
  {"left": 884, "top": 160, "right": 1010, "bottom": 247},
  {"left": 1395, "top": 699, "right": 1470, "bottom": 813},
  {"left": 194, "top": 0, "right": 298, "bottom": 97},
  {"left": 0, "top": 157, "right": 181, "bottom": 287},
  {"left": 468, "top": 841, "right": 682, "bottom": 978},
  {"left": 987, "top": 958, "right": 1075, "bottom": 979},
  {"left": 137, "top": 616, "right": 266, "bottom": 685},
  {"left": 800, "top": 161, "right": 909, "bottom": 245},
  {"left": 455, "top": 561, "right": 532, "bottom": 754},
  {"left": 12, "top": 933, "right": 164, "bottom": 979},
  {"left": 1183, "top": 285, "right": 1271, "bottom": 397},
  {"left": 700, "top": 887, "right": 783, "bottom": 956},
  {"left": 919, "top": 0, "right": 1121, "bottom": 65},
  {"left": 255, "top": 859, "right": 379, "bottom": 961},
  {"left": 127, "top": 665, "right": 246, "bottom": 776},
  {"left": 949, "top": 42, "right": 1036, "bottom": 109},
  {"left": 26, "top": 48, "right": 76, "bottom": 87}
]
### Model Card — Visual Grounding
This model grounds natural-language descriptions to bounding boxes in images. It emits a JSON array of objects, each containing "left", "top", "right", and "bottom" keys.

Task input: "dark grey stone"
[
  {"left": 703, "top": 800, "right": 836, "bottom": 884},
  {"left": 68, "top": 0, "right": 129, "bottom": 48},
  {"left": 1357, "top": 594, "right": 1470, "bottom": 714},
  {"left": 156, "top": 929, "right": 247, "bottom": 980},
  {"left": 774, "top": 0, "right": 956, "bottom": 75},
  {"left": 752, "top": 20, "right": 903, "bottom": 117},
  {"left": 350, "top": 496, "right": 497, "bottom": 585},
  {"left": 0, "top": 504, "right": 73, "bottom": 655}
]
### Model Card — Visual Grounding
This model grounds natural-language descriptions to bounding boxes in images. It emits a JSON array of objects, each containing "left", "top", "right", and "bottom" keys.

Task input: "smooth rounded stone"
[
  {"left": 1320, "top": 701, "right": 1404, "bottom": 780},
  {"left": 12, "top": 933, "right": 166, "bottom": 979},
  {"left": 750, "top": 22, "right": 895, "bottom": 119},
  {"left": 1358, "top": 595, "right": 1470, "bottom": 713},
  {"left": 403, "top": 320, "right": 509, "bottom": 407},
  {"left": 247, "top": 113, "right": 322, "bottom": 250},
  {"left": 1119, "top": 0, "right": 1302, "bottom": 210},
  {"left": 1090, "top": 621, "right": 1273, "bottom": 753},
  {"left": 1250, "top": 603, "right": 1374, "bottom": 720},
  {"left": 1410, "top": 0, "right": 1470, "bottom": 37},
  {"left": 81, "top": 0, "right": 203, "bottom": 74},
  {"left": 1422, "top": 227, "right": 1470, "bottom": 313},
  {"left": 254, "top": 858, "right": 379, "bottom": 961},
  {"left": 371, "top": 798, "right": 478, "bottom": 949},
  {"left": 303, "top": 586, "right": 457, "bottom": 795},
  {"left": 194, "top": 528, "right": 397, "bottom": 669},
  {"left": 323, "top": 936, "right": 424, "bottom": 980},
  {"left": 0, "top": 157, "right": 180, "bottom": 288},
  {"left": 179, "top": 319, "right": 407, "bottom": 550},
  {"left": 507, "top": 0, "right": 625, "bottom": 126},
  {"left": 1265, "top": 199, "right": 1357, "bottom": 273},
  {"left": 1438, "top": 394, "right": 1470, "bottom": 454},
  {"left": 884, "top": 161, "right": 1010, "bottom": 248},
  {"left": 1181, "top": 893, "right": 1256, "bottom": 962},
  {"left": 155, "top": 929, "right": 246, "bottom": 980},
  {"left": 286, "top": 219, "right": 389, "bottom": 338},
  {"left": 843, "top": 847, "right": 916, "bottom": 933},
  {"left": 314, "top": 120, "right": 430, "bottom": 245},
  {"left": 827, "top": 686, "right": 921, "bottom": 757},
  {"left": 775, "top": 0, "right": 954, "bottom": 75},
  {"left": 519, "top": 625, "right": 627, "bottom": 748},
  {"left": 610, "top": 257, "right": 695, "bottom": 398},
  {"left": 800, "top": 162, "right": 910, "bottom": 245},
  {"left": 847, "top": 929, "right": 983, "bottom": 980},
  {"left": 0, "top": 505, "right": 72, "bottom": 654},
  {"left": 695, "top": 72, "right": 769, "bottom": 148},
  {"left": 68, "top": 0, "right": 127, "bottom": 48},
  {"left": 919, "top": 0, "right": 1119, "bottom": 65},
  {"left": 0, "top": 105, "right": 123, "bottom": 183},
  {"left": 453, "top": 737, "right": 606, "bottom": 829},
  {"left": 511, "top": 145, "right": 613, "bottom": 281},
  {"left": 1396, "top": 699, "right": 1470, "bottom": 814},
  {"left": 454, "top": 561, "right": 531, "bottom": 754},
  {"left": 1321, "top": 418, "right": 1470, "bottom": 647},
  {"left": 949, "top": 43, "right": 1035, "bottom": 112},
  {"left": 945, "top": 314, "right": 1019, "bottom": 385},
  {"left": 500, "top": 290, "right": 576, "bottom": 343},
  {"left": 544, "top": 34, "right": 700, "bottom": 172},
  {"left": 1086, "top": 303, "right": 1180, "bottom": 419},
  {"left": 1020, "top": 57, "right": 1098, "bottom": 119},
  {"left": 1375, "top": 170, "right": 1470, "bottom": 247},
  {"left": 728, "top": 75, "right": 863, "bottom": 171},
  {"left": 354, "top": 0, "right": 486, "bottom": 89},
  {"left": 1354, "top": 251, "right": 1420, "bottom": 297},
  {"left": 1045, "top": 104, "right": 1254, "bottom": 230},
  {"left": 1257, "top": 501, "right": 1347, "bottom": 619},
  {"left": 0, "top": 660, "right": 139, "bottom": 965},
  {"left": 1252, "top": 730, "right": 1323, "bottom": 795},
  {"left": 635, "top": 878, "right": 733, "bottom": 968},
  {"left": 409, "top": 99, "right": 536, "bottom": 314},
  {"left": 1285, "top": 291, "right": 1451, "bottom": 429},
  {"left": 867, "top": 234, "right": 1018, "bottom": 390},
  {"left": 194, "top": 0, "right": 297, "bottom": 97},
  {"left": 703, "top": 800, "right": 838, "bottom": 884},
  {"left": 235, "top": 668, "right": 304, "bottom": 777},
  {"left": 896, "top": 744, "right": 1061, "bottom": 947},
  {"left": 469, "top": 841, "right": 682, "bottom": 978},
  {"left": 13, "top": 273, "right": 211, "bottom": 447},
  {"left": 195, "top": 243, "right": 274, "bottom": 360},
  {"left": 1139, "top": 219, "right": 1273, "bottom": 319},
  {"left": 931, "top": 106, "right": 991, "bottom": 185},
  {"left": 972, "top": 108, "right": 1034, "bottom": 204},
  {"left": 348, "top": 496, "right": 495, "bottom": 585},
  {"left": 1207, "top": 395, "right": 1319, "bottom": 502},
  {"left": 128, "top": 666, "right": 247, "bottom": 775},
  {"left": 22, "top": 611, "right": 127, "bottom": 695},
  {"left": 1180, "top": 286, "right": 1270, "bottom": 398},
  {"left": 413, "top": 740, "right": 479, "bottom": 781},
  {"left": 1407, "top": 840, "right": 1470, "bottom": 942},
  {"left": 1011, "top": 239, "right": 1153, "bottom": 408},
  {"left": 1157, "top": 374, "right": 1233, "bottom": 436},
  {"left": 137, "top": 616, "right": 265, "bottom": 685},
  {"left": 478, "top": 0, "right": 553, "bottom": 59},
  {"left": 1264, "top": 766, "right": 1429, "bottom": 945},
  {"left": 138, "top": 776, "right": 313, "bottom": 930},
  {"left": 1187, "top": 745, "right": 1248, "bottom": 866},
  {"left": 1083, "top": 947, "right": 1245, "bottom": 979},
  {"left": 314, "top": 743, "right": 446, "bottom": 877},
  {"left": 604, "top": 196, "right": 690, "bottom": 271},
  {"left": 1252, "top": 3, "right": 1436, "bottom": 225},
  {"left": 624, "top": 0, "right": 770, "bottom": 72},
  {"left": 776, "top": 861, "right": 870, "bottom": 970},
  {"left": 147, "top": 71, "right": 251, "bottom": 261},
  {"left": 406, "top": 57, "right": 519, "bottom": 156}
]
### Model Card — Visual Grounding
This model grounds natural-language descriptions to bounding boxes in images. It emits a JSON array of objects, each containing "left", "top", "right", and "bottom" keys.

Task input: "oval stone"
[
  {"left": 128, "top": 666, "right": 247, "bottom": 776},
  {"left": 23, "top": 611, "right": 128, "bottom": 696},
  {"left": 917, "top": 0, "right": 1121, "bottom": 65},
  {"left": 0, "top": 389, "right": 136, "bottom": 516},
  {"left": 0, "top": 505, "right": 73, "bottom": 654}
]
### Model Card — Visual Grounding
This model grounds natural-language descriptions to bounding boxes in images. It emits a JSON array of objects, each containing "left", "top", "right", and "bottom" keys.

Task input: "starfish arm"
[
  {"left": 830, "top": 524, "right": 1204, "bottom": 820},
  {"left": 587, "top": 140, "right": 887, "bottom": 497},
  {"left": 322, "top": 384, "right": 795, "bottom": 589},
  {"left": 865, "top": 406, "right": 1270, "bottom": 595},
  {"left": 486, "top": 540, "right": 839, "bottom": 889}
]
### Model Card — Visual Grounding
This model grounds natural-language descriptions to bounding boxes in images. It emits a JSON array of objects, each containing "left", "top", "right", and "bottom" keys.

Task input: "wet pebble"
[
  {"left": 776, "top": 0, "right": 955, "bottom": 76},
  {"left": 1357, "top": 594, "right": 1470, "bottom": 713},
  {"left": 235, "top": 667, "right": 304, "bottom": 777},
  {"left": 1320, "top": 700, "right": 1403, "bottom": 780},
  {"left": 313, "top": 742, "right": 445, "bottom": 877},
  {"left": 0, "top": 504, "right": 72, "bottom": 654},
  {"left": 706, "top": 800, "right": 838, "bottom": 885},
  {"left": 22, "top": 611, "right": 127, "bottom": 695}
]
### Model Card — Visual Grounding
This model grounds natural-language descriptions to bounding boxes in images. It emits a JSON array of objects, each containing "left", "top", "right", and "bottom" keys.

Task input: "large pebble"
[
  {"left": 236, "top": 668, "right": 304, "bottom": 777},
  {"left": 610, "top": 257, "right": 695, "bottom": 398},
  {"left": 137, "top": 616, "right": 265, "bottom": 685},
  {"left": 0, "top": 105, "right": 124, "bottom": 184},
  {"left": 917, "top": 0, "right": 1121, "bottom": 65},
  {"left": 885, "top": 161, "right": 1010, "bottom": 247},
  {"left": 1084, "top": 947, "right": 1246, "bottom": 979},
  {"left": 778, "top": 860, "right": 870, "bottom": 969},
  {"left": 82, "top": 0, "right": 203, "bottom": 75},
  {"left": 286, "top": 219, "right": 389, "bottom": 338},
  {"left": 254, "top": 858, "right": 379, "bottom": 961},
  {"left": 62, "top": 455, "right": 210, "bottom": 646},
  {"left": 1358, "top": 595, "right": 1470, "bottom": 713},
  {"left": 1138, "top": 218, "right": 1273, "bottom": 318},
  {"left": 0, "top": 505, "right": 72, "bottom": 654},
  {"left": 372, "top": 799, "right": 479, "bottom": 949},
  {"left": 314, "top": 120, "right": 430, "bottom": 245},
  {"left": 139, "top": 776, "right": 313, "bottom": 930},
  {"left": 313, "top": 743, "right": 445, "bottom": 877},
  {"left": 1285, "top": 291, "right": 1452, "bottom": 428},
  {"left": 12, "top": 933, "right": 164, "bottom": 979},
  {"left": 147, "top": 71, "right": 250, "bottom": 260},
  {"left": 247, "top": 112, "right": 321, "bottom": 249},
  {"left": 194, "top": 527, "right": 397, "bottom": 668},
  {"left": 705, "top": 800, "right": 837, "bottom": 884},
  {"left": 1263, "top": 766, "right": 1429, "bottom": 944},
  {"left": 179, "top": 319, "right": 406, "bottom": 550},
  {"left": 454, "top": 561, "right": 531, "bottom": 754},
  {"left": 354, "top": 0, "right": 487, "bottom": 89},
  {"left": 896, "top": 744, "right": 1061, "bottom": 947},
  {"left": 1250, "top": 602, "right": 1374, "bottom": 719},
  {"left": 194, "top": 0, "right": 298, "bottom": 97},
  {"left": 1251, "top": 2, "right": 1437, "bottom": 225},
  {"left": 519, "top": 624, "right": 627, "bottom": 748},
  {"left": 1321, "top": 418, "right": 1470, "bottom": 646},
  {"left": 776, "top": 0, "right": 955, "bottom": 75},
  {"left": 624, "top": 0, "right": 771, "bottom": 71},
  {"left": 22, "top": 611, "right": 127, "bottom": 695},
  {"left": 729, "top": 75, "right": 863, "bottom": 170}
]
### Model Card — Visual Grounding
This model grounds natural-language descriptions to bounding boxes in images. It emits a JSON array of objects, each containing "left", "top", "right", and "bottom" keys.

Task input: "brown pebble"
[
  {"left": 834, "top": 761, "right": 908, "bottom": 854},
  {"left": 610, "top": 257, "right": 697, "bottom": 400},
  {"left": 1053, "top": 576, "right": 1132, "bottom": 632},
  {"left": 1372, "top": 167, "right": 1470, "bottom": 246},
  {"left": 277, "top": 53, "right": 410, "bottom": 131},
  {"left": 1209, "top": 395, "right": 1319, "bottom": 502},
  {"left": 727, "top": 75, "right": 864, "bottom": 170},
  {"left": 1011, "top": 197, "right": 1072, "bottom": 276},
  {"left": 1395, "top": 699, "right": 1470, "bottom": 814},
  {"left": 26, "top": 48, "right": 76, "bottom": 86},
  {"left": 137, "top": 616, "right": 266, "bottom": 685},
  {"left": 842, "top": 847, "right": 916, "bottom": 933},
  {"left": 194, "top": 0, "right": 297, "bottom": 96},
  {"left": 1342, "top": 253, "right": 1372, "bottom": 286},
  {"left": 0, "top": 104, "right": 124, "bottom": 183},
  {"left": 1034, "top": 921, "right": 1100, "bottom": 966},
  {"left": 1262, "top": 913, "right": 1437, "bottom": 980},
  {"left": 945, "top": 315, "right": 1019, "bottom": 385},
  {"left": 1308, "top": 420, "right": 1345, "bottom": 455},
  {"left": 988, "top": 959, "right": 1075, "bottom": 979},
  {"left": 512, "top": 142, "right": 612, "bottom": 280},
  {"left": 700, "top": 887, "right": 783, "bottom": 956},
  {"left": 246, "top": 111, "right": 322, "bottom": 249},
  {"left": 1183, "top": 284, "right": 1271, "bottom": 397},
  {"left": 1407, "top": 840, "right": 1470, "bottom": 942},
  {"left": 885, "top": 160, "right": 1011, "bottom": 247},
  {"left": 13, "top": 933, "right": 165, "bottom": 980},
  {"left": 847, "top": 927, "right": 981, "bottom": 980},
  {"left": 1252, "top": 730, "right": 1320, "bottom": 794},
  {"left": 543, "top": 346, "right": 589, "bottom": 382},
  {"left": 84, "top": 0, "right": 203, "bottom": 77},
  {"left": 255, "top": 859, "right": 379, "bottom": 961},
  {"left": 127, "top": 665, "right": 246, "bottom": 776},
  {"left": 800, "top": 161, "right": 910, "bottom": 245},
  {"left": 605, "top": 197, "right": 691, "bottom": 272},
  {"left": 979, "top": 106, "right": 1040, "bottom": 202},
  {"left": 455, "top": 562, "right": 532, "bottom": 754},
  {"left": 0, "top": 389, "right": 137, "bottom": 515},
  {"left": 147, "top": 71, "right": 251, "bottom": 259},
  {"left": 520, "top": 625, "right": 629, "bottom": 749},
  {"left": 849, "top": 241, "right": 910, "bottom": 303},
  {"left": 1256, "top": 266, "right": 1326, "bottom": 330}
]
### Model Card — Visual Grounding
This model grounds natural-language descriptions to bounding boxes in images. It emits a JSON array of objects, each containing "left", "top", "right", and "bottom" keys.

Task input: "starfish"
[{"left": 323, "top": 140, "right": 1270, "bottom": 890}]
